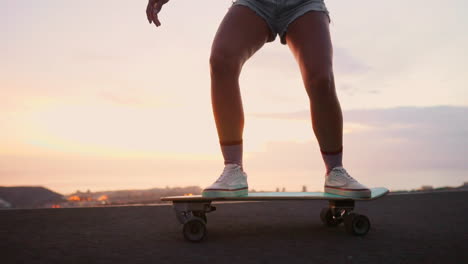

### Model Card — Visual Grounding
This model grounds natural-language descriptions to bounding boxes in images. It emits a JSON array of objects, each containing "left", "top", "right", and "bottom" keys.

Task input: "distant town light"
[
  {"left": 68, "top": 195, "right": 81, "bottom": 201},
  {"left": 98, "top": 195, "right": 108, "bottom": 201}
]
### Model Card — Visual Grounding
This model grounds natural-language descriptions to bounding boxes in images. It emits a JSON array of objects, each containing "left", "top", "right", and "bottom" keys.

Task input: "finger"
[
  {"left": 147, "top": 11, "right": 152, "bottom": 24},
  {"left": 153, "top": 2, "right": 164, "bottom": 26},
  {"left": 153, "top": 9, "right": 161, "bottom": 27},
  {"left": 153, "top": 14, "right": 161, "bottom": 27},
  {"left": 146, "top": 5, "right": 154, "bottom": 24},
  {"left": 147, "top": 0, "right": 159, "bottom": 24}
]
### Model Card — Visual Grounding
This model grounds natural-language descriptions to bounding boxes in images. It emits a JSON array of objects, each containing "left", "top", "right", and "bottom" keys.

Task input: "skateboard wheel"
[
  {"left": 344, "top": 213, "right": 370, "bottom": 236},
  {"left": 183, "top": 217, "right": 206, "bottom": 242},
  {"left": 193, "top": 212, "right": 207, "bottom": 224},
  {"left": 320, "top": 208, "right": 341, "bottom": 227}
]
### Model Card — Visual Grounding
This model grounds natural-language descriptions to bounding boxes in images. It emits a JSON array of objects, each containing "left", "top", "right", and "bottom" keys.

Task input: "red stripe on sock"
[
  {"left": 321, "top": 146, "right": 343, "bottom": 155},
  {"left": 220, "top": 140, "right": 243, "bottom": 146}
]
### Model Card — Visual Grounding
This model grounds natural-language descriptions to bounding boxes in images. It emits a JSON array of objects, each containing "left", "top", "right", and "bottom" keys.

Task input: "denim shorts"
[{"left": 232, "top": 0, "right": 330, "bottom": 45}]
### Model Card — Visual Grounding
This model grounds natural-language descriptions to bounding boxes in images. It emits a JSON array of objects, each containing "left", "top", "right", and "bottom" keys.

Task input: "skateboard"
[{"left": 161, "top": 187, "right": 389, "bottom": 242}]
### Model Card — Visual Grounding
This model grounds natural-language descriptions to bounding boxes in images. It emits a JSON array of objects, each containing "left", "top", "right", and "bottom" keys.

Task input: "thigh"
[
  {"left": 285, "top": 11, "right": 333, "bottom": 83},
  {"left": 211, "top": 5, "right": 271, "bottom": 66}
]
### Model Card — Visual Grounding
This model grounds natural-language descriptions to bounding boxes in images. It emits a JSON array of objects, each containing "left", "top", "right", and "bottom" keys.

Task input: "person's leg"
[
  {"left": 285, "top": 11, "right": 370, "bottom": 198},
  {"left": 210, "top": 5, "right": 271, "bottom": 147},
  {"left": 285, "top": 11, "right": 343, "bottom": 170},
  {"left": 203, "top": 5, "right": 271, "bottom": 197}
]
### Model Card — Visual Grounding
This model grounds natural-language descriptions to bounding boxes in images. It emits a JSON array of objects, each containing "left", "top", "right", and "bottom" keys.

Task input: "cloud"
[
  {"left": 334, "top": 47, "right": 371, "bottom": 75},
  {"left": 345, "top": 106, "right": 468, "bottom": 168},
  {"left": 247, "top": 45, "right": 370, "bottom": 75},
  {"left": 244, "top": 106, "right": 468, "bottom": 190},
  {"left": 336, "top": 83, "right": 380, "bottom": 96},
  {"left": 244, "top": 45, "right": 375, "bottom": 98},
  {"left": 250, "top": 106, "right": 468, "bottom": 171}
]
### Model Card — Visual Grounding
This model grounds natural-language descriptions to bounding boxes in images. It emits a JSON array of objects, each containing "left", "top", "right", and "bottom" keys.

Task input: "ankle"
[
  {"left": 221, "top": 141, "right": 243, "bottom": 168},
  {"left": 321, "top": 147, "right": 343, "bottom": 174}
]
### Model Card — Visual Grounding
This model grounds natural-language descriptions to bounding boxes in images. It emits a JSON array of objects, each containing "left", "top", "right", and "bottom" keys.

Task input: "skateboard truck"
[
  {"left": 173, "top": 202, "right": 216, "bottom": 224},
  {"left": 173, "top": 201, "right": 216, "bottom": 242},
  {"left": 329, "top": 200, "right": 355, "bottom": 217},
  {"left": 173, "top": 201, "right": 216, "bottom": 224},
  {"left": 321, "top": 199, "right": 370, "bottom": 236}
]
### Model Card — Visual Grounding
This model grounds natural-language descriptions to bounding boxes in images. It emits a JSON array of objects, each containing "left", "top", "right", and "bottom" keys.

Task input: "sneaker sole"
[
  {"left": 325, "top": 186, "right": 371, "bottom": 199},
  {"left": 202, "top": 188, "right": 248, "bottom": 198}
]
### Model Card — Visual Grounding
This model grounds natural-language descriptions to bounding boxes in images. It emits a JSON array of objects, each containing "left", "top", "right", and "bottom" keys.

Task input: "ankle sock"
[
  {"left": 321, "top": 147, "right": 343, "bottom": 174},
  {"left": 220, "top": 140, "right": 243, "bottom": 168}
]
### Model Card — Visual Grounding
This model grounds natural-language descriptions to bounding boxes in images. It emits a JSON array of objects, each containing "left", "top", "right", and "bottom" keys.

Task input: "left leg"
[
  {"left": 285, "top": 11, "right": 342, "bottom": 166},
  {"left": 285, "top": 11, "right": 370, "bottom": 198}
]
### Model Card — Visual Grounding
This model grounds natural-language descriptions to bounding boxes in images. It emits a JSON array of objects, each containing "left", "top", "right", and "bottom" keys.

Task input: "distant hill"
[
  {"left": 0, "top": 186, "right": 65, "bottom": 209},
  {"left": 67, "top": 186, "right": 202, "bottom": 205}
]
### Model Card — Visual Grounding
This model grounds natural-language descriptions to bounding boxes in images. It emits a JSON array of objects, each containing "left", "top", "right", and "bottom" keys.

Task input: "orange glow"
[
  {"left": 184, "top": 193, "right": 193, "bottom": 196},
  {"left": 98, "top": 195, "right": 108, "bottom": 201},
  {"left": 68, "top": 195, "right": 81, "bottom": 201},
  {"left": 52, "top": 204, "right": 61, "bottom": 208}
]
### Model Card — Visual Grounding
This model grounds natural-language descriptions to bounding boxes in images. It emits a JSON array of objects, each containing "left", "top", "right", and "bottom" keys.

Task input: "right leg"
[
  {"left": 210, "top": 5, "right": 271, "bottom": 146},
  {"left": 203, "top": 5, "right": 271, "bottom": 197}
]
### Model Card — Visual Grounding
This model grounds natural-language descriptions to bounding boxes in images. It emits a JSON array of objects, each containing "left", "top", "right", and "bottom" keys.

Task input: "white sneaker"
[
  {"left": 202, "top": 164, "right": 248, "bottom": 198},
  {"left": 324, "top": 167, "right": 371, "bottom": 198}
]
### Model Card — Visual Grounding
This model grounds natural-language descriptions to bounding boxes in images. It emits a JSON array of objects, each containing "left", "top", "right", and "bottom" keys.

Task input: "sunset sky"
[{"left": 2, "top": 0, "right": 467, "bottom": 194}]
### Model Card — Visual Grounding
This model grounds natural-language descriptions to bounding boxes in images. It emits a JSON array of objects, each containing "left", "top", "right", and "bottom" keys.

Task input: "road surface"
[{"left": 2, "top": 191, "right": 468, "bottom": 263}]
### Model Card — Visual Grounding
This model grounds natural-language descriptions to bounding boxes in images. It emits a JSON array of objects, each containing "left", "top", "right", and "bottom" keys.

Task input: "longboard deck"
[{"left": 161, "top": 187, "right": 388, "bottom": 202}]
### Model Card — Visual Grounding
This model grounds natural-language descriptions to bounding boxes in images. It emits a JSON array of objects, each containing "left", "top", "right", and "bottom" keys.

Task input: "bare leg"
[
  {"left": 284, "top": 11, "right": 371, "bottom": 197},
  {"left": 202, "top": 6, "right": 271, "bottom": 197},
  {"left": 210, "top": 6, "right": 271, "bottom": 145},
  {"left": 285, "top": 11, "right": 343, "bottom": 153}
]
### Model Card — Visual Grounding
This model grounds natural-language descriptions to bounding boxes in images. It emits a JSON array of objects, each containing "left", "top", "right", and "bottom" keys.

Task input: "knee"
[
  {"left": 304, "top": 71, "right": 335, "bottom": 98},
  {"left": 209, "top": 49, "right": 243, "bottom": 78}
]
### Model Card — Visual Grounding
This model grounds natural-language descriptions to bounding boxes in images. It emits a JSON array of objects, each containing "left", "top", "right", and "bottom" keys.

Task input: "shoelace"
[
  {"left": 332, "top": 167, "right": 357, "bottom": 182},
  {"left": 215, "top": 166, "right": 237, "bottom": 183}
]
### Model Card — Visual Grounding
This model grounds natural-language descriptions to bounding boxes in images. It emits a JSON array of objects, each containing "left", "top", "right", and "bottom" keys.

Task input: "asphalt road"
[{"left": 2, "top": 191, "right": 468, "bottom": 264}]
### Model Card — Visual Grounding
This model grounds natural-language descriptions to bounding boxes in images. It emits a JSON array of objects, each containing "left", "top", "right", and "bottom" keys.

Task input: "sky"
[{"left": 1, "top": 0, "right": 467, "bottom": 194}]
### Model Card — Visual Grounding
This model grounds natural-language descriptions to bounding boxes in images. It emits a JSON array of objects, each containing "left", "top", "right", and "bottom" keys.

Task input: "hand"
[{"left": 146, "top": 0, "right": 169, "bottom": 27}]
